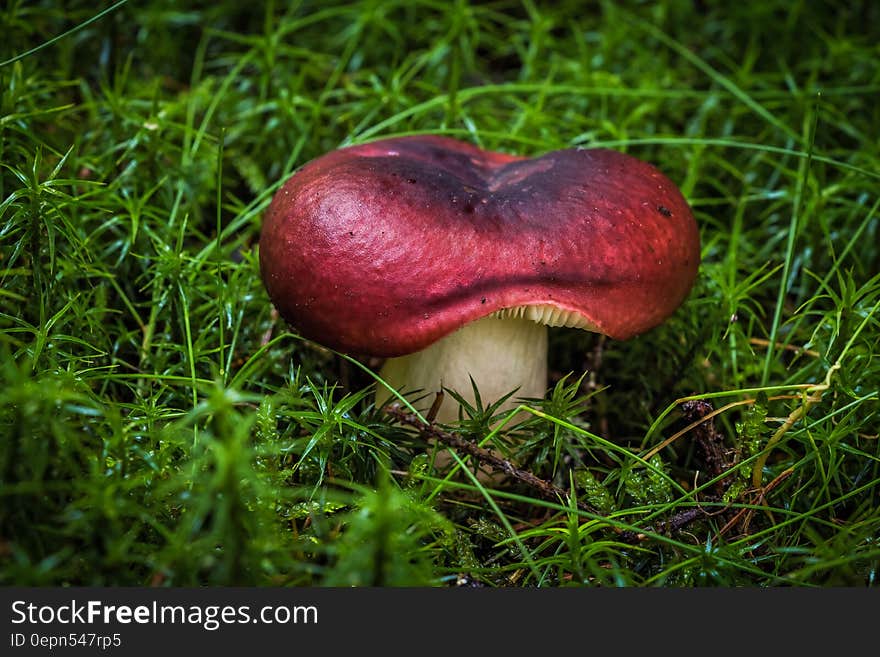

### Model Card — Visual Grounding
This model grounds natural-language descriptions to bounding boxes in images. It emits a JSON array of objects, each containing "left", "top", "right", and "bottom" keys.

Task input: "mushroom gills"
[
  {"left": 490, "top": 303, "right": 598, "bottom": 330},
  {"left": 375, "top": 314, "right": 549, "bottom": 423}
]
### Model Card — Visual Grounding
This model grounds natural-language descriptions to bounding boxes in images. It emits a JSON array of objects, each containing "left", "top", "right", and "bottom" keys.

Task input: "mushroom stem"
[{"left": 375, "top": 315, "right": 548, "bottom": 423}]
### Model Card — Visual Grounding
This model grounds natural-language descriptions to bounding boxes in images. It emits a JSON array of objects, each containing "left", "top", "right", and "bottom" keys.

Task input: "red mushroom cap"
[{"left": 260, "top": 135, "right": 700, "bottom": 357}]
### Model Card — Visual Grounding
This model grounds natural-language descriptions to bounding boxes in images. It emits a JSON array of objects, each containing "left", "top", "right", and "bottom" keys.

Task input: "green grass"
[{"left": 1, "top": 0, "right": 878, "bottom": 587}]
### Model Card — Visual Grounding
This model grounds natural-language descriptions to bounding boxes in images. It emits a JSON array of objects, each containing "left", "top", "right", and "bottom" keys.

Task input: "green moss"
[{"left": 1, "top": 0, "right": 878, "bottom": 587}]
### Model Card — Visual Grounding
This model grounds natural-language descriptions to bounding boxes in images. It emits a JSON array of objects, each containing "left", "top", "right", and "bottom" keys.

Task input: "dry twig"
[
  {"left": 383, "top": 402, "right": 598, "bottom": 516},
  {"left": 384, "top": 399, "right": 723, "bottom": 545}
]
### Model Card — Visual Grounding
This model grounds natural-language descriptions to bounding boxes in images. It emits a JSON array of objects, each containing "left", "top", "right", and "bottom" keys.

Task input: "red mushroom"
[{"left": 260, "top": 135, "right": 699, "bottom": 423}]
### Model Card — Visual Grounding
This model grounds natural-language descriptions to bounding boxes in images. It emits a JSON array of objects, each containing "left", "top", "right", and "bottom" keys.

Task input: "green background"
[{"left": 1, "top": 0, "right": 877, "bottom": 586}]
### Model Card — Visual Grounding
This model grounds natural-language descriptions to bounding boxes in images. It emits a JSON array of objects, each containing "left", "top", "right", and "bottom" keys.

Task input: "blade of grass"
[{"left": 762, "top": 98, "right": 819, "bottom": 385}]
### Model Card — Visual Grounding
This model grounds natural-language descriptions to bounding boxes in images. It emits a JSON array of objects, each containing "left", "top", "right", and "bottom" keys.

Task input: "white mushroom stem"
[{"left": 375, "top": 315, "right": 549, "bottom": 423}]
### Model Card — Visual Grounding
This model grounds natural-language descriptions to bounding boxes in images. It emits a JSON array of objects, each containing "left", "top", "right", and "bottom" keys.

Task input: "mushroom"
[{"left": 260, "top": 135, "right": 699, "bottom": 424}]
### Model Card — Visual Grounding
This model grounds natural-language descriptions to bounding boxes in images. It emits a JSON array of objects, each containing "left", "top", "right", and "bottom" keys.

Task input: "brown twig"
[
  {"left": 383, "top": 402, "right": 599, "bottom": 516},
  {"left": 715, "top": 467, "right": 794, "bottom": 541},
  {"left": 616, "top": 507, "right": 716, "bottom": 544},
  {"left": 643, "top": 388, "right": 819, "bottom": 463},
  {"left": 748, "top": 337, "right": 820, "bottom": 359},
  {"left": 384, "top": 387, "right": 822, "bottom": 549},
  {"left": 384, "top": 400, "right": 725, "bottom": 544}
]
